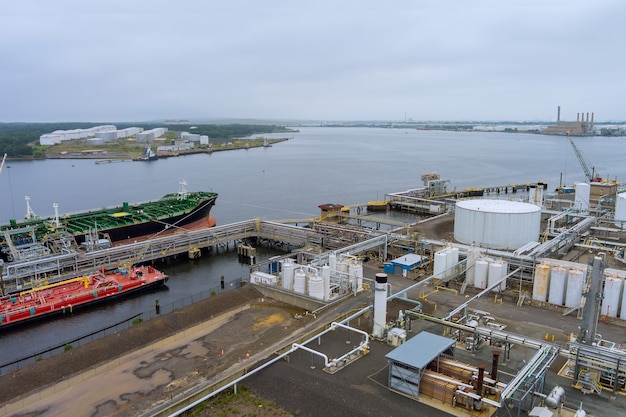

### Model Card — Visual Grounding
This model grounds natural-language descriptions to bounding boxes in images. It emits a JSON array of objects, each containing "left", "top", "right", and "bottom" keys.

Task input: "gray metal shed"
[{"left": 385, "top": 331, "right": 455, "bottom": 399}]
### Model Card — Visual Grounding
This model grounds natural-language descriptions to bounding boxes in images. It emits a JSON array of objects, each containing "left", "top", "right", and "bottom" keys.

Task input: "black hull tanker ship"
[{"left": 0, "top": 180, "right": 217, "bottom": 263}]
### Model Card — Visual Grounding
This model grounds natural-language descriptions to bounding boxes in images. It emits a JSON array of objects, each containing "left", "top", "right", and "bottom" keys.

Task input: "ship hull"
[{"left": 0, "top": 266, "right": 168, "bottom": 330}]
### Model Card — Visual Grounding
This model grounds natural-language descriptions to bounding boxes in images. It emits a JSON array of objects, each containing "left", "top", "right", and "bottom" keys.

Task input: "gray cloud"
[{"left": 1, "top": 1, "right": 625, "bottom": 122}]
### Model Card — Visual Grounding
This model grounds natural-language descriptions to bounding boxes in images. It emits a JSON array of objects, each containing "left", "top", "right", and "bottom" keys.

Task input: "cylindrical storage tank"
[
  {"left": 488, "top": 262, "right": 503, "bottom": 291},
  {"left": 548, "top": 267, "right": 567, "bottom": 306},
  {"left": 454, "top": 199, "right": 541, "bottom": 250},
  {"left": 293, "top": 269, "right": 306, "bottom": 294},
  {"left": 446, "top": 247, "right": 459, "bottom": 276},
  {"left": 322, "top": 265, "right": 331, "bottom": 301},
  {"left": 349, "top": 262, "right": 363, "bottom": 292},
  {"left": 615, "top": 192, "right": 626, "bottom": 226},
  {"left": 465, "top": 247, "right": 481, "bottom": 286},
  {"left": 474, "top": 259, "right": 489, "bottom": 289},
  {"left": 498, "top": 259, "right": 508, "bottom": 291},
  {"left": 329, "top": 253, "right": 337, "bottom": 273},
  {"left": 282, "top": 260, "right": 295, "bottom": 291},
  {"left": 565, "top": 269, "right": 585, "bottom": 308},
  {"left": 575, "top": 183, "right": 591, "bottom": 212},
  {"left": 308, "top": 273, "right": 324, "bottom": 300},
  {"left": 533, "top": 264, "right": 550, "bottom": 302},
  {"left": 601, "top": 276, "right": 622, "bottom": 318},
  {"left": 434, "top": 249, "right": 448, "bottom": 278}
]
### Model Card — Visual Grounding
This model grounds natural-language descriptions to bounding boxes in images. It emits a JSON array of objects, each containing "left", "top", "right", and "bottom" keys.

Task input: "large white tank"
[
  {"left": 601, "top": 276, "right": 622, "bottom": 318},
  {"left": 488, "top": 261, "right": 503, "bottom": 291},
  {"left": 308, "top": 273, "right": 325, "bottom": 300},
  {"left": 454, "top": 199, "right": 541, "bottom": 250},
  {"left": 548, "top": 267, "right": 567, "bottom": 306},
  {"left": 349, "top": 262, "right": 363, "bottom": 292},
  {"left": 434, "top": 249, "right": 448, "bottom": 278},
  {"left": 565, "top": 269, "right": 585, "bottom": 308},
  {"left": 474, "top": 259, "right": 489, "bottom": 289},
  {"left": 293, "top": 269, "right": 306, "bottom": 294},
  {"left": 533, "top": 264, "right": 550, "bottom": 302},
  {"left": 575, "top": 183, "right": 591, "bottom": 212},
  {"left": 615, "top": 192, "right": 626, "bottom": 226},
  {"left": 282, "top": 260, "right": 295, "bottom": 291}
]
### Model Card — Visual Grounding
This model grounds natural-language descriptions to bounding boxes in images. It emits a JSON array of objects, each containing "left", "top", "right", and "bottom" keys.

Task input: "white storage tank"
[
  {"left": 499, "top": 259, "right": 508, "bottom": 291},
  {"left": 293, "top": 269, "right": 306, "bottom": 294},
  {"left": 565, "top": 269, "right": 585, "bottom": 308},
  {"left": 474, "top": 259, "right": 489, "bottom": 289},
  {"left": 465, "top": 247, "right": 481, "bottom": 286},
  {"left": 488, "top": 261, "right": 503, "bottom": 291},
  {"left": 601, "top": 275, "right": 622, "bottom": 318},
  {"left": 434, "top": 249, "right": 448, "bottom": 278},
  {"left": 282, "top": 260, "right": 295, "bottom": 291},
  {"left": 575, "top": 182, "right": 591, "bottom": 212},
  {"left": 322, "top": 265, "right": 331, "bottom": 301},
  {"left": 454, "top": 199, "right": 541, "bottom": 250},
  {"left": 533, "top": 264, "right": 550, "bottom": 302},
  {"left": 615, "top": 192, "right": 626, "bottom": 226},
  {"left": 349, "top": 262, "right": 363, "bottom": 292},
  {"left": 446, "top": 247, "right": 459, "bottom": 276},
  {"left": 308, "top": 273, "right": 325, "bottom": 300},
  {"left": 548, "top": 267, "right": 567, "bottom": 306}
]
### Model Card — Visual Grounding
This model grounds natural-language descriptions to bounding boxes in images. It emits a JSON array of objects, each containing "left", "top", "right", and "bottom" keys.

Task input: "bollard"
[
  {"left": 155, "top": 299, "right": 160, "bottom": 314},
  {"left": 221, "top": 275, "right": 225, "bottom": 289}
]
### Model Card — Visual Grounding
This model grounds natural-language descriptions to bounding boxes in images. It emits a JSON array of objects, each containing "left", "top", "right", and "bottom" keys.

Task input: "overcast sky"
[{"left": 1, "top": 1, "right": 625, "bottom": 123}]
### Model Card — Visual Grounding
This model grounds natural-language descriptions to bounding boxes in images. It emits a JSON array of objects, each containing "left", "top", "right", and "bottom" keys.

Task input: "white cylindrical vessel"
[
  {"left": 446, "top": 247, "right": 459, "bottom": 277},
  {"left": 308, "top": 273, "right": 324, "bottom": 300},
  {"left": 349, "top": 262, "right": 363, "bottom": 292},
  {"left": 488, "top": 261, "right": 503, "bottom": 291},
  {"left": 499, "top": 259, "right": 508, "bottom": 291},
  {"left": 615, "top": 192, "right": 626, "bottom": 226},
  {"left": 565, "top": 269, "right": 585, "bottom": 308},
  {"left": 548, "top": 267, "right": 567, "bottom": 306},
  {"left": 575, "top": 182, "right": 591, "bottom": 212},
  {"left": 282, "top": 260, "right": 295, "bottom": 291},
  {"left": 373, "top": 273, "right": 388, "bottom": 339},
  {"left": 322, "top": 265, "right": 331, "bottom": 301},
  {"left": 533, "top": 264, "right": 550, "bottom": 302},
  {"left": 474, "top": 259, "right": 489, "bottom": 289},
  {"left": 465, "top": 247, "right": 481, "bottom": 286},
  {"left": 601, "top": 276, "right": 622, "bottom": 318},
  {"left": 329, "top": 253, "right": 337, "bottom": 273},
  {"left": 434, "top": 249, "right": 448, "bottom": 278},
  {"left": 293, "top": 269, "right": 306, "bottom": 294}
]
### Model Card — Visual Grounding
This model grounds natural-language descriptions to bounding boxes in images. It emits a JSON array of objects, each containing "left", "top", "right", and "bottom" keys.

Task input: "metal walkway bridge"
[{"left": 1, "top": 219, "right": 324, "bottom": 294}]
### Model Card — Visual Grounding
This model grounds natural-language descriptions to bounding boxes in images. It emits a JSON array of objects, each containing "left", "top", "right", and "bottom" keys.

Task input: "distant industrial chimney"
[{"left": 557, "top": 106, "right": 560, "bottom": 122}]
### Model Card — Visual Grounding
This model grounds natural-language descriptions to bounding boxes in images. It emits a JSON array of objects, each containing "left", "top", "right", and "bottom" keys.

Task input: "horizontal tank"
[{"left": 454, "top": 199, "right": 541, "bottom": 250}]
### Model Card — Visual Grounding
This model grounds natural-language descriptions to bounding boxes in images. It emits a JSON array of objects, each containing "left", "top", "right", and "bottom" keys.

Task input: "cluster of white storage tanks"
[
  {"left": 279, "top": 254, "right": 364, "bottom": 302},
  {"left": 532, "top": 262, "right": 626, "bottom": 320},
  {"left": 433, "top": 246, "right": 460, "bottom": 279},
  {"left": 472, "top": 257, "right": 508, "bottom": 291}
]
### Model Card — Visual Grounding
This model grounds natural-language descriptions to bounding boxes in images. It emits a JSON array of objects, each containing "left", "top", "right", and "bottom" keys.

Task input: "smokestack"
[
  {"left": 557, "top": 106, "right": 560, "bottom": 122},
  {"left": 476, "top": 364, "right": 486, "bottom": 396},
  {"left": 491, "top": 351, "right": 501, "bottom": 382},
  {"left": 577, "top": 113, "right": 580, "bottom": 122},
  {"left": 373, "top": 273, "right": 388, "bottom": 338},
  {"left": 586, "top": 112, "right": 590, "bottom": 123}
]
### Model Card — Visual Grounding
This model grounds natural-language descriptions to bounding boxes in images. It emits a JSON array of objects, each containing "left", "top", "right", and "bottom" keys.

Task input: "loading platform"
[{"left": 1, "top": 219, "right": 325, "bottom": 294}]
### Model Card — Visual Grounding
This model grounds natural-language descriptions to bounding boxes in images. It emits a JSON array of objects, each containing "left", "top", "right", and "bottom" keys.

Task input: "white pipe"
[{"left": 292, "top": 343, "right": 331, "bottom": 368}]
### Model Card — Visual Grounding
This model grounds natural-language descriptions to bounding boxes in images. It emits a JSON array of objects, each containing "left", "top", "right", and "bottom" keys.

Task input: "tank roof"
[{"left": 456, "top": 199, "right": 540, "bottom": 214}]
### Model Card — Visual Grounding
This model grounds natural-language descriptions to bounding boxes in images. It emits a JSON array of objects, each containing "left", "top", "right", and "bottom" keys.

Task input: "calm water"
[{"left": 1, "top": 127, "right": 625, "bottom": 365}]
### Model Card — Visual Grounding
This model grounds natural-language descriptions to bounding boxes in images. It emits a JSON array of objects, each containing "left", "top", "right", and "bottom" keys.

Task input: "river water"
[{"left": 0, "top": 127, "right": 625, "bottom": 366}]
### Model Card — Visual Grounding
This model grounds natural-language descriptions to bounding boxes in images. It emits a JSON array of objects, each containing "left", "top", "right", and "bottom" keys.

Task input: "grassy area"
[{"left": 186, "top": 385, "right": 295, "bottom": 417}]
